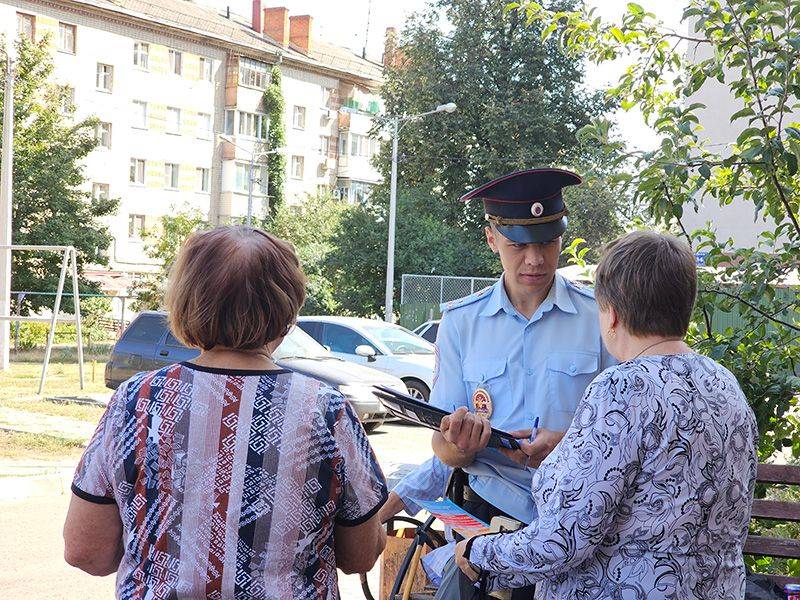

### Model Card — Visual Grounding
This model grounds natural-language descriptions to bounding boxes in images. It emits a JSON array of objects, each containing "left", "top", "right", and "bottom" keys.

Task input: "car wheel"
[
  {"left": 364, "top": 420, "right": 384, "bottom": 433},
  {"left": 404, "top": 379, "right": 430, "bottom": 402}
]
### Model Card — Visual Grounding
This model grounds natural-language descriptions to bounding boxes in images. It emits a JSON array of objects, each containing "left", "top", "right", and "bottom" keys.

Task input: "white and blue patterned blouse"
[{"left": 468, "top": 353, "right": 758, "bottom": 599}]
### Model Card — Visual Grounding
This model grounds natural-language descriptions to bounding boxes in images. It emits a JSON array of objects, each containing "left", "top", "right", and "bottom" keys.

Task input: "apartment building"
[{"left": 0, "top": 0, "right": 385, "bottom": 274}]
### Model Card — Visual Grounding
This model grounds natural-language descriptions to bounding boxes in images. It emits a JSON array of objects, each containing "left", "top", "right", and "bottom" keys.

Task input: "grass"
[
  {"left": 0, "top": 357, "right": 111, "bottom": 402},
  {"left": 1, "top": 398, "right": 105, "bottom": 422},
  {"left": 0, "top": 429, "right": 85, "bottom": 460}
]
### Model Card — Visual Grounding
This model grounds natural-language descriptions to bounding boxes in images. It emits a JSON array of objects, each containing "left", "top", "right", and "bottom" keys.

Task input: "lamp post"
[
  {"left": 384, "top": 102, "right": 456, "bottom": 323},
  {"left": 219, "top": 135, "right": 286, "bottom": 225}
]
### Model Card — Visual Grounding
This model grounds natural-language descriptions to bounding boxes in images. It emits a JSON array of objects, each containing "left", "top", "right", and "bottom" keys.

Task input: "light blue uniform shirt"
[{"left": 429, "top": 273, "right": 614, "bottom": 523}]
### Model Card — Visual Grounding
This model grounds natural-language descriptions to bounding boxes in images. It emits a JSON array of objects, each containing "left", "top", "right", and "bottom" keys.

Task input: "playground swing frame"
[{"left": 0, "top": 244, "right": 84, "bottom": 394}]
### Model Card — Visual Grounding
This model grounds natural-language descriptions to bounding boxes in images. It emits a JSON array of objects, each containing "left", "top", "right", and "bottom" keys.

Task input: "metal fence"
[
  {"left": 399, "top": 274, "right": 497, "bottom": 329},
  {"left": 398, "top": 273, "right": 799, "bottom": 334}
]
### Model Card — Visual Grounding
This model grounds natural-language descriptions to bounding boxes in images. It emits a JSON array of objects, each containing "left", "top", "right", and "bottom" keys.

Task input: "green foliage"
[
  {"left": 263, "top": 66, "right": 286, "bottom": 214},
  {"left": 326, "top": 0, "right": 625, "bottom": 316},
  {"left": 15, "top": 296, "right": 114, "bottom": 350},
  {"left": 264, "top": 192, "right": 348, "bottom": 314},
  {"left": 516, "top": 0, "right": 800, "bottom": 464},
  {"left": 131, "top": 209, "right": 209, "bottom": 311},
  {"left": 1, "top": 36, "right": 118, "bottom": 313}
]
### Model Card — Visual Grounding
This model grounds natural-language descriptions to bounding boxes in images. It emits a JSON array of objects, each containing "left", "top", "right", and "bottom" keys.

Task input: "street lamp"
[
  {"left": 219, "top": 134, "right": 286, "bottom": 226},
  {"left": 384, "top": 102, "right": 457, "bottom": 322}
]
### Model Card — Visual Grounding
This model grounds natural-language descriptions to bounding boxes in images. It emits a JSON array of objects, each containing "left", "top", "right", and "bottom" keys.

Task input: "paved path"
[
  {"left": 0, "top": 406, "right": 96, "bottom": 442},
  {"left": 0, "top": 422, "right": 434, "bottom": 599}
]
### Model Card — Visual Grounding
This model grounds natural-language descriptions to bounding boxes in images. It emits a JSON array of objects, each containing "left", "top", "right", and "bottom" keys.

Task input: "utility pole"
[{"left": 0, "top": 49, "right": 15, "bottom": 371}]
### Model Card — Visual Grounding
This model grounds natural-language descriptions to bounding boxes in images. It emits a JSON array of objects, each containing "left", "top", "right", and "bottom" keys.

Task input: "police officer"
[{"left": 430, "top": 168, "right": 614, "bottom": 599}]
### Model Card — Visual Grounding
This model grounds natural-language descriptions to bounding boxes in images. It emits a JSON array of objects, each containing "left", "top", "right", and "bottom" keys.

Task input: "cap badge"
[
  {"left": 472, "top": 387, "right": 493, "bottom": 418},
  {"left": 531, "top": 202, "right": 544, "bottom": 217}
]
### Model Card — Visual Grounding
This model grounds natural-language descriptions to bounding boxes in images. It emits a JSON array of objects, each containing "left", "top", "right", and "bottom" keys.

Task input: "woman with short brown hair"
[
  {"left": 455, "top": 231, "right": 757, "bottom": 599},
  {"left": 64, "top": 225, "right": 388, "bottom": 599}
]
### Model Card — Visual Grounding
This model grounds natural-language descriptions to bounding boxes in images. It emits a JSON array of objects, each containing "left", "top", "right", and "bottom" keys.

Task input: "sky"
[{"left": 200, "top": 0, "right": 686, "bottom": 150}]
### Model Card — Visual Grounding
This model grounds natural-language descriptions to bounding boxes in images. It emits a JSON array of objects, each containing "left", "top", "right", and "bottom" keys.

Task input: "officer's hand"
[
  {"left": 440, "top": 407, "right": 492, "bottom": 455},
  {"left": 500, "top": 428, "right": 566, "bottom": 468}
]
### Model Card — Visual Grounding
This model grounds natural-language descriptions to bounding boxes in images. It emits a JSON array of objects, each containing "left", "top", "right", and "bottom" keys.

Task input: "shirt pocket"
[
  {"left": 547, "top": 351, "right": 599, "bottom": 419},
  {"left": 462, "top": 358, "right": 508, "bottom": 411}
]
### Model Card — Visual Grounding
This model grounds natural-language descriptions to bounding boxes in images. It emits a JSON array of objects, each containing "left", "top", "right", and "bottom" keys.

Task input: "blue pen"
[
  {"left": 525, "top": 416, "right": 540, "bottom": 468},
  {"left": 529, "top": 416, "right": 540, "bottom": 443}
]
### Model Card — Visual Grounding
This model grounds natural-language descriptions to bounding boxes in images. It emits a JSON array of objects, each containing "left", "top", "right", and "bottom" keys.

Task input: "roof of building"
[{"left": 61, "top": 0, "right": 383, "bottom": 85}]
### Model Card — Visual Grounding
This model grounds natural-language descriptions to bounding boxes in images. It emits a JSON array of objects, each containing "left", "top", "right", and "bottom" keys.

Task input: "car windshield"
[
  {"left": 273, "top": 326, "right": 331, "bottom": 360},
  {"left": 361, "top": 323, "right": 434, "bottom": 355}
]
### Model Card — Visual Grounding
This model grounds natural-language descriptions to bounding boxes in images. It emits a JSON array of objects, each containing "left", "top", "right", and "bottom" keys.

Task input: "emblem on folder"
[{"left": 472, "top": 387, "right": 493, "bottom": 418}]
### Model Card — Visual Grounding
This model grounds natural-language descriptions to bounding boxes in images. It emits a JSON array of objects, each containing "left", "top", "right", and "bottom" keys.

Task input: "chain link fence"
[{"left": 399, "top": 274, "right": 497, "bottom": 329}]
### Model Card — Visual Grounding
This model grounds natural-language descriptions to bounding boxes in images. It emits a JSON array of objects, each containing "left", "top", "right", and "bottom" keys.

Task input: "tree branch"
[
  {"left": 662, "top": 183, "right": 715, "bottom": 338},
  {"left": 729, "top": 4, "right": 800, "bottom": 238},
  {"left": 700, "top": 287, "right": 800, "bottom": 331}
]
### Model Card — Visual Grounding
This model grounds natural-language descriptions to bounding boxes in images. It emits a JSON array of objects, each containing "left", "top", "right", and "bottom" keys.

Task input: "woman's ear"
[{"left": 607, "top": 306, "right": 619, "bottom": 331}]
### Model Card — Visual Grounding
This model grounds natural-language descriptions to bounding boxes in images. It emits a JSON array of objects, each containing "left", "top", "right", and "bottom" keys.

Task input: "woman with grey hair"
[{"left": 454, "top": 231, "right": 758, "bottom": 599}]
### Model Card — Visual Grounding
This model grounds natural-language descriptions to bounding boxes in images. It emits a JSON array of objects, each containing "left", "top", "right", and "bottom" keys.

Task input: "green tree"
[
  {"left": 131, "top": 209, "right": 208, "bottom": 310},
  {"left": 327, "top": 0, "right": 623, "bottom": 316},
  {"left": 263, "top": 65, "right": 286, "bottom": 215},
  {"left": 1, "top": 36, "right": 117, "bottom": 312},
  {"left": 516, "top": 1, "right": 800, "bottom": 463},
  {"left": 265, "top": 192, "right": 348, "bottom": 314}
]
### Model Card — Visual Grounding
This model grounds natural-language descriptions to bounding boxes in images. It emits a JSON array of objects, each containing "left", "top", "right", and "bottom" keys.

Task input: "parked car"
[
  {"left": 412, "top": 320, "right": 440, "bottom": 344},
  {"left": 297, "top": 316, "right": 435, "bottom": 402},
  {"left": 105, "top": 311, "right": 406, "bottom": 431}
]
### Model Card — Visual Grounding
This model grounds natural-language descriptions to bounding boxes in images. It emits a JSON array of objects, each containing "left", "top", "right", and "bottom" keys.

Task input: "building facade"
[{"left": 1, "top": 0, "right": 385, "bottom": 275}]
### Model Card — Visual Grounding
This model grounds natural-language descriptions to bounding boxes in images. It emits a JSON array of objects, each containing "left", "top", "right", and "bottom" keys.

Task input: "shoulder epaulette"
[
  {"left": 440, "top": 284, "right": 494, "bottom": 313},
  {"left": 565, "top": 278, "right": 596, "bottom": 300}
]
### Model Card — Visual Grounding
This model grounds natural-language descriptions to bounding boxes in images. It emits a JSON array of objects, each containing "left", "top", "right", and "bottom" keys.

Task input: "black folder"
[{"left": 372, "top": 385, "right": 521, "bottom": 450}]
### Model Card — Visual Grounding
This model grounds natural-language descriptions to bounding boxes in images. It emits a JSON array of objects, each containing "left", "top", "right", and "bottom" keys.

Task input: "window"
[
  {"left": 291, "top": 156, "right": 304, "bottom": 179},
  {"left": 92, "top": 183, "right": 109, "bottom": 201},
  {"left": 133, "top": 42, "right": 149, "bottom": 69},
  {"left": 17, "top": 13, "right": 35, "bottom": 42},
  {"left": 128, "top": 214, "right": 146, "bottom": 240},
  {"left": 237, "top": 111, "right": 267, "bottom": 140},
  {"left": 60, "top": 86, "right": 74, "bottom": 115},
  {"left": 122, "top": 313, "right": 166, "bottom": 341},
  {"left": 58, "top": 22, "right": 76, "bottom": 53},
  {"left": 292, "top": 106, "right": 306, "bottom": 130},
  {"left": 338, "top": 134, "right": 348, "bottom": 156},
  {"left": 239, "top": 57, "right": 268, "bottom": 89},
  {"left": 165, "top": 163, "right": 179, "bottom": 189},
  {"left": 196, "top": 113, "right": 212, "bottom": 139},
  {"left": 197, "top": 167, "right": 210, "bottom": 192},
  {"left": 132, "top": 100, "right": 147, "bottom": 129},
  {"left": 95, "top": 122, "right": 112, "bottom": 148},
  {"left": 199, "top": 57, "right": 212, "bottom": 81},
  {"left": 321, "top": 87, "right": 337, "bottom": 108},
  {"left": 129, "top": 158, "right": 145, "bottom": 184},
  {"left": 169, "top": 49, "right": 182, "bottom": 75},
  {"left": 350, "top": 133, "right": 373, "bottom": 157},
  {"left": 166, "top": 107, "right": 181, "bottom": 135},
  {"left": 224, "top": 109, "right": 235, "bottom": 135},
  {"left": 319, "top": 136, "right": 330, "bottom": 156},
  {"left": 235, "top": 162, "right": 267, "bottom": 194},
  {"left": 321, "top": 323, "right": 372, "bottom": 355},
  {"left": 351, "top": 181, "right": 373, "bottom": 204},
  {"left": 95, "top": 63, "right": 113, "bottom": 92}
]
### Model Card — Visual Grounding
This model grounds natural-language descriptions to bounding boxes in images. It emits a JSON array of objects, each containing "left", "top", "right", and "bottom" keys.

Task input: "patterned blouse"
[
  {"left": 468, "top": 353, "right": 758, "bottom": 599},
  {"left": 73, "top": 362, "right": 388, "bottom": 600}
]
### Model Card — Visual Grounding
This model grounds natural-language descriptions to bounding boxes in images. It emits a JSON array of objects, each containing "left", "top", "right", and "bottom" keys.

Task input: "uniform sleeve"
[
  {"left": 429, "top": 311, "right": 467, "bottom": 412},
  {"left": 466, "top": 369, "right": 641, "bottom": 589},
  {"left": 71, "top": 383, "right": 126, "bottom": 504},
  {"left": 328, "top": 391, "right": 389, "bottom": 526},
  {"left": 392, "top": 456, "right": 453, "bottom": 516}
]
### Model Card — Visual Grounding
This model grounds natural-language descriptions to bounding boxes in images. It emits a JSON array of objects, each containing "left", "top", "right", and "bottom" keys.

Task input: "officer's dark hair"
[
  {"left": 166, "top": 225, "right": 306, "bottom": 351},
  {"left": 594, "top": 231, "right": 696, "bottom": 338}
]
